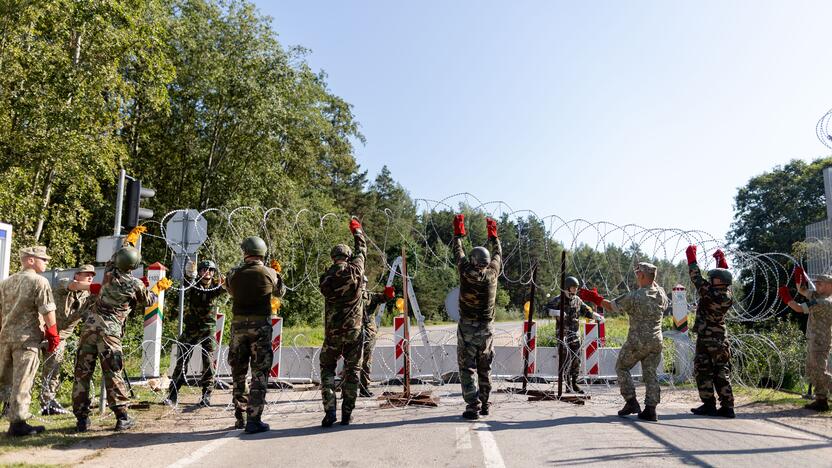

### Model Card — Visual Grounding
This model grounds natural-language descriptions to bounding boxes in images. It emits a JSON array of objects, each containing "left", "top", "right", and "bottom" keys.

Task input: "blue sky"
[{"left": 256, "top": 0, "right": 832, "bottom": 241}]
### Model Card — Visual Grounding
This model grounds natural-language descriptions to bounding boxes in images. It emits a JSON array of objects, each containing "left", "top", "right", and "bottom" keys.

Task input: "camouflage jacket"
[
  {"left": 319, "top": 231, "right": 367, "bottom": 333},
  {"left": 225, "top": 260, "right": 285, "bottom": 318},
  {"left": 183, "top": 274, "right": 226, "bottom": 333},
  {"left": 689, "top": 263, "right": 733, "bottom": 343},
  {"left": 544, "top": 294, "right": 594, "bottom": 337},
  {"left": 612, "top": 282, "right": 668, "bottom": 345},
  {"left": 361, "top": 289, "right": 387, "bottom": 331},
  {"left": 801, "top": 291, "right": 832, "bottom": 347},
  {"left": 453, "top": 236, "right": 502, "bottom": 322},
  {"left": 53, "top": 278, "right": 91, "bottom": 339},
  {"left": 0, "top": 268, "right": 56, "bottom": 344},
  {"left": 84, "top": 258, "right": 156, "bottom": 337}
]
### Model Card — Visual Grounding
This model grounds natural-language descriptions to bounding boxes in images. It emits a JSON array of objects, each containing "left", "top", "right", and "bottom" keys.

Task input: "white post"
[{"left": 142, "top": 262, "right": 167, "bottom": 378}]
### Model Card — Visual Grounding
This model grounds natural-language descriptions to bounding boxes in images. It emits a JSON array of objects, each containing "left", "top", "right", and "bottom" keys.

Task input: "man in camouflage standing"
[
  {"left": 580, "top": 262, "right": 668, "bottom": 421},
  {"left": 40, "top": 264, "right": 95, "bottom": 415},
  {"left": 319, "top": 218, "right": 367, "bottom": 427},
  {"left": 0, "top": 246, "right": 60, "bottom": 436},
  {"left": 167, "top": 259, "right": 226, "bottom": 407},
  {"left": 686, "top": 245, "right": 736, "bottom": 418},
  {"left": 226, "top": 236, "right": 286, "bottom": 434},
  {"left": 71, "top": 246, "right": 170, "bottom": 432},
  {"left": 452, "top": 214, "right": 502, "bottom": 420},
  {"left": 543, "top": 276, "right": 605, "bottom": 394},
  {"left": 358, "top": 276, "right": 395, "bottom": 397},
  {"left": 779, "top": 269, "right": 832, "bottom": 412}
]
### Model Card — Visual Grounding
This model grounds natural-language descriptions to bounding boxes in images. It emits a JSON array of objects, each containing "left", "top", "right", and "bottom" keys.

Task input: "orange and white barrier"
[
  {"left": 583, "top": 321, "right": 600, "bottom": 376},
  {"left": 394, "top": 314, "right": 408, "bottom": 376},
  {"left": 522, "top": 321, "right": 537, "bottom": 375},
  {"left": 142, "top": 262, "right": 167, "bottom": 378},
  {"left": 269, "top": 316, "right": 283, "bottom": 379}
]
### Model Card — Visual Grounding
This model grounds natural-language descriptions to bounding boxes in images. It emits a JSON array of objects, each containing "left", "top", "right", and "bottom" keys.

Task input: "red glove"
[
  {"left": 777, "top": 286, "right": 794, "bottom": 304},
  {"left": 349, "top": 218, "right": 362, "bottom": 234},
  {"left": 713, "top": 249, "right": 728, "bottom": 269},
  {"left": 578, "top": 288, "right": 605, "bottom": 307},
  {"left": 792, "top": 266, "right": 806, "bottom": 287},
  {"left": 140, "top": 276, "right": 150, "bottom": 287},
  {"left": 685, "top": 245, "right": 697, "bottom": 264},
  {"left": 89, "top": 283, "right": 102, "bottom": 295},
  {"left": 44, "top": 324, "right": 60, "bottom": 353},
  {"left": 486, "top": 217, "right": 498, "bottom": 239},
  {"left": 384, "top": 286, "right": 395, "bottom": 300},
  {"left": 453, "top": 214, "right": 466, "bottom": 236}
]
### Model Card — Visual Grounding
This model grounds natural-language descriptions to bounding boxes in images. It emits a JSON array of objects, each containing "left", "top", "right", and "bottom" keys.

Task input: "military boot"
[
  {"left": 234, "top": 409, "right": 245, "bottom": 429},
  {"left": 199, "top": 388, "right": 212, "bottom": 407},
  {"left": 7, "top": 420, "right": 46, "bottom": 437},
  {"left": 321, "top": 410, "right": 337, "bottom": 428},
  {"left": 479, "top": 401, "right": 491, "bottom": 416},
  {"left": 571, "top": 377, "right": 584, "bottom": 394},
  {"left": 716, "top": 406, "right": 736, "bottom": 418},
  {"left": 617, "top": 397, "right": 641, "bottom": 416},
  {"left": 76, "top": 417, "right": 91, "bottom": 433},
  {"left": 339, "top": 411, "right": 352, "bottom": 426},
  {"left": 638, "top": 405, "right": 658, "bottom": 422},
  {"left": 113, "top": 409, "right": 135, "bottom": 431},
  {"left": 244, "top": 417, "right": 270, "bottom": 434},
  {"left": 359, "top": 387, "right": 374, "bottom": 398},
  {"left": 462, "top": 405, "right": 479, "bottom": 420},
  {"left": 804, "top": 398, "right": 830, "bottom": 412},
  {"left": 164, "top": 382, "right": 178, "bottom": 406},
  {"left": 691, "top": 399, "right": 717, "bottom": 416}
]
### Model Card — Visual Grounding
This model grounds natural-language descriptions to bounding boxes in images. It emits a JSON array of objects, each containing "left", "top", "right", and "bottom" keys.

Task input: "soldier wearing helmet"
[
  {"left": 71, "top": 245, "right": 171, "bottom": 432},
  {"left": 451, "top": 214, "right": 502, "bottom": 420},
  {"left": 225, "top": 236, "right": 286, "bottom": 434},
  {"left": 543, "top": 276, "right": 604, "bottom": 394},
  {"left": 167, "top": 258, "right": 226, "bottom": 407},
  {"left": 685, "top": 245, "right": 736, "bottom": 418}
]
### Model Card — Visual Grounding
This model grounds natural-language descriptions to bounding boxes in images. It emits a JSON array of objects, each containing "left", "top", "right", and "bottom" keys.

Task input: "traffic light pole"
[{"left": 113, "top": 169, "right": 126, "bottom": 236}]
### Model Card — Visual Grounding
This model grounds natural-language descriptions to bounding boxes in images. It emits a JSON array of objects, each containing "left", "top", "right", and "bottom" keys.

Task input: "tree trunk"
[{"left": 33, "top": 167, "right": 55, "bottom": 242}]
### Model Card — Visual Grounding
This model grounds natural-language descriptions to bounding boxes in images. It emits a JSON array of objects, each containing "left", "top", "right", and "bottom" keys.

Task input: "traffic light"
[{"left": 123, "top": 178, "right": 155, "bottom": 229}]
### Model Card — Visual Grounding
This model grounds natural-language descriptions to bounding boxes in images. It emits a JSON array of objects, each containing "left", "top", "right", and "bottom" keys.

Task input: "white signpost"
[{"left": 164, "top": 209, "right": 208, "bottom": 336}]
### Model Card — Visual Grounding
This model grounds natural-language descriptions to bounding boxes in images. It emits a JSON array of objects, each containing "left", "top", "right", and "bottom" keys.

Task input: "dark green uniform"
[
  {"left": 544, "top": 294, "right": 594, "bottom": 382},
  {"left": 319, "top": 230, "right": 367, "bottom": 417},
  {"left": 359, "top": 289, "right": 386, "bottom": 392}
]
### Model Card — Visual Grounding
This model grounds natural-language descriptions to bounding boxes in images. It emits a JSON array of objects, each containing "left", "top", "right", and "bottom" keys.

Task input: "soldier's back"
[{"left": 0, "top": 269, "right": 54, "bottom": 344}]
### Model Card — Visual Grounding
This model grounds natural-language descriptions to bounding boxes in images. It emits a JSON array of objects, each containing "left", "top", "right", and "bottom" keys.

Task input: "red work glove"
[
  {"left": 453, "top": 214, "right": 466, "bottom": 236},
  {"left": 777, "top": 286, "right": 794, "bottom": 304},
  {"left": 792, "top": 266, "right": 806, "bottom": 287},
  {"left": 713, "top": 249, "right": 728, "bottom": 269},
  {"left": 89, "top": 283, "right": 102, "bottom": 295},
  {"left": 486, "top": 217, "right": 498, "bottom": 239},
  {"left": 384, "top": 286, "right": 395, "bottom": 300},
  {"left": 140, "top": 276, "right": 150, "bottom": 287},
  {"left": 578, "top": 288, "right": 605, "bottom": 307},
  {"left": 349, "top": 218, "right": 362, "bottom": 234},
  {"left": 685, "top": 245, "right": 697, "bottom": 264},
  {"left": 44, "top": 324, "right": 60, "bottom": 353}
]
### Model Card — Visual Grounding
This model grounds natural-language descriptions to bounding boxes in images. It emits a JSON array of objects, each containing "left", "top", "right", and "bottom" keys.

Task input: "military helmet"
[
  {"left": 469, "top": 247, "right": 491, "bottom": 267},
  {"left": 240, "top": 236, "right": 267, "bottom": 257},
  {"left": 114, "top": 246, "right": 141, "bottom": 273},
  {"left": 331, "top": 244, "right": 352, "bottom": 259},
  {"left": 197, "top": 259, "right": 217, "bottom": 271},
  {"left": 708, "top": 268, "right": 733, "bottom": 285},
  {"left": 564, "top": 276, "right": 580, "bottom": 289}
]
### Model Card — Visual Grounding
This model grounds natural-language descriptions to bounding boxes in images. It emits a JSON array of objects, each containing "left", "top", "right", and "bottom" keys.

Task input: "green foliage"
[{"left": 729, "top": 318, "right": 807, "bottom": 391}]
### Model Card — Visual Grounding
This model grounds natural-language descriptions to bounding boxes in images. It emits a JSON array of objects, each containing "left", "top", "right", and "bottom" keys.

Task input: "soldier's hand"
[
  {"left": 89, "top": 283, "right": 102, "bottom": 295},
  {"left": 486, "top": 217, "right": 498, "bottom": 239},
  {"left": 140, "top": 276, "right": 150, "bottom": 287},
  {"left": 152, "top": 277, "right": 173, "bottom": 294},
  {"left": 44, "top": 324, "right": 60, "bottom": 353},
  {"left": 592, "top": 312, "right": 606, "bottom": 324},
  {"left": 792, "top": 266, "right": 806, "bottom": 287},
  {"left": 271, "top": 297, "right": 282, "bottom": 313},
  {"left": 578, "top": 287, "right": 604, "bottom": 307},
  {"left": 270, "top": 259, "right": 282, "bottom": 274},
  {"left": 713, "top": 249, "right": 728, "bottom": 269},
  {"left": 777, "top": 286, "right": 794, "bottom": 304},
  {"left": 685, "top": 245, "right": 697, "bottom": 265},
  {"left": 453, "top": 214, "right": 466, "bottom": 236},
  {"left": 349, "top": 218, "right": 362, "bottom": 234},
  {"left": 384, "top": 286, "right": 395, "bottom": 300}
]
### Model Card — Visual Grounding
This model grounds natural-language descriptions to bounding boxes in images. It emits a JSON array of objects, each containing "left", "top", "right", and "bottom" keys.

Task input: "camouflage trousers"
[
  {"left": 359, "top": 323, "right": 377, "bottom": 390},
  {"left": 565, "top": 336, "right": 581, "bottom": 381},
  {"left": 171, "top": 328, "right": 216, "bottom": 392},
  {"left": 40, "top": 340, "right": 68, "bottom": 405},
  {"left": 616, "top": 339, "right": 662, "bottom": 406},
  {"left": 72, "top": 329, "right": 129, "bottom": 418},
  {"left": 320, "top": 329, "right": 363, "bottom": 414},
  {"left": 457, "top": 320, "right": 494, "bottom": 410},
  {"left": 0, "top": 340, "right": 41, "bottom": 422},
  {"left": 806, "top": 329, "right": 832, "bottom": 399},
  {"left": 228, "top": 318, "right": 273, "bottom": 420},
  {"left": 694, "top": 340, "right": 734, "bottom": 407}
]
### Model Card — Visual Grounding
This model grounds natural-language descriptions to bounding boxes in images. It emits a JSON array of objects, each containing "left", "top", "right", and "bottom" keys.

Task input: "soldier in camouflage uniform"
[
  {"left": 685, "top": 246, "right": 736, "bottom": 418},
  {"left": 226, "top": 236, "right": 286, "bottom": 434},
  {"left": 40, "top": 264, "right": 95, "bottom": 416},
  {"left": 319, "top": 219, "right": 367, "bottom": 427},
  {"left": 0, "top": 246, "right": 59, "bottom": 436},
  {"left": 358, "top": 276, "right": 395, "bottom": 397},
  {"left": 580, "top": 262, "right": 668, "bottom": 421},
  {"left": 780, "top": 271, "right": 832, "bottom": 412},
  {"left": 452, "top": 214, "right": 502, "bottom": 420},
  {"left": 167, "top": 259, "right": 226, "bottom": 407},
  {"left": 543, "top": 276, "right": 605, "bottom": 394},
  {"left": 71, "top": 246, "right": 169, "bottom": 432}
]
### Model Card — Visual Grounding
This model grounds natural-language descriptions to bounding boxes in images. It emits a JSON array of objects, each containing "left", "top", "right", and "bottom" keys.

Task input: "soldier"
[
  {"left": 71, "top": 246, "right": 170, "bottom": 432},
  {"left": 0, "top": 246, "right": 59, "bottom": 436},
  {"left": 40, "top": 264, "right": 95, "bottom": 415},
  {"left": 452, "top": 214, "right": 502, "bottom": 420},
  {"left": 779, "top": 269, "right": 832, "bottom": 412},
  {"left": 580, "top": 262, "right": 668, "bottom": 421},
  {"left": 543, "top": 276, "right": 605, "bottom": 394},
  {"left": 319, "top": 218, "right": 367, "bottom": 427},
  {"left": 686, "top": 246, "right": 736, "bottom": 418},
  {"left": 358, "top": 276, "right": 395, "bottom": 397},
  {"left": 225, "top": 236, "right": 286, "bottom": 434},
  {"left": 167, "top": 259, "right": 226, "bottom": 407}
]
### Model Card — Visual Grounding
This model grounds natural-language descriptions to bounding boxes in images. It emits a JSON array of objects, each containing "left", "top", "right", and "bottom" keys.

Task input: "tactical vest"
[{"left": 230, "top": 262, "right": 276, "bottom": 317}]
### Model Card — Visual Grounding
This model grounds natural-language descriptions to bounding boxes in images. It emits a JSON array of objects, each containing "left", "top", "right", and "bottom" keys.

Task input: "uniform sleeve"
[
  {"left": 611, "top": 290, "right": 636, "bottom": 313},
  {"left": 272, "top": 270, "right": 287, "bottom": 298},
  {"left": 224, "top": 268, "right": 237, "bottom": 296},
  {"left": 487, "top": 237, "right": 502, "bottom": 276},
  {"left": 577, "top": 297, "right": 594, "bottom": 319},
  {"left": 133, "top": 280, "right": 158, "bottom": 308},
  {"left": 349, "top": 230, "right": 367, "bottom": 272},
  {"left": 452, "top": 236, "right": 466, "bottom": 270},
  {"left": 36, "top": 279, "right": 57, "bottom": 315},
  {"left": 688, "top": 262, "right": 709, "bottom": 295},
  {"left": 369, "top": 291, "right": 387, "bottom": 309}
]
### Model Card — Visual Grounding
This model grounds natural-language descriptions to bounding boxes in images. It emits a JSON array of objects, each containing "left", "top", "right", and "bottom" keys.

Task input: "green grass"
[{"left": 282, "top": 326, "right": 326, "bottom": 347}]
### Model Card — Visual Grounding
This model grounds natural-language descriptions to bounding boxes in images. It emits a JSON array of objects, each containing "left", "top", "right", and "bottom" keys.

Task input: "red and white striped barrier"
[
  {"left": 394, "top": 314, "right": 408, "bottom": 377},
  {"left": 583, "top": 321, "right": 600, "bottom": 376},
  {"left": 213, "top": 312, "right": 225, "bottom": 370},
  {"left": 522, "top": 321, "right": 537, "bottom": 375},
  {"left": 269, "top": 316, "right": 283, "bottom": 379}
]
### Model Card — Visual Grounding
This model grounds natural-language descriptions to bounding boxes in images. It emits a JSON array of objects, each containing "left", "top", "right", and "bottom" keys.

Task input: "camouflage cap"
[
  {"left": 634, "top": 262, "right": 657, "bottom": 276},
  {"left": 78, "top": 264, "right": 96, "bottom": 274},
  {"left": 811, "top": 273, "right": 832, "bottom": 283},
  {"left": 19, "top": 245, "right": 51, "bottom": 260}
]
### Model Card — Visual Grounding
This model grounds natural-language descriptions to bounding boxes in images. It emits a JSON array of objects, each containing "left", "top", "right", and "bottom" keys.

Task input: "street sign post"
[{"left": 165, "top": 210, "right": 208, "bottom": 335}]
